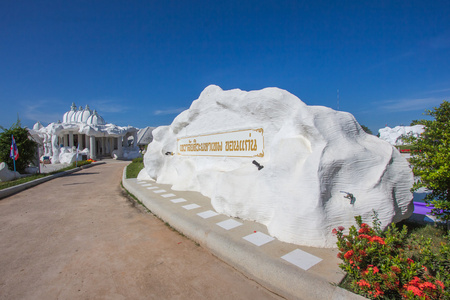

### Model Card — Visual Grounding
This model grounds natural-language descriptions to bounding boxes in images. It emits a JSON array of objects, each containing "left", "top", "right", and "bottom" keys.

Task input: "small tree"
[
  {"left": 404, "top": 100, "right": 450, "bottom": 227},
  {"left": 0, "top": 119, "right": 38, "bottom": 173},
  {"left": 360, "top": 125, "right": 373, "bottom": 135}
]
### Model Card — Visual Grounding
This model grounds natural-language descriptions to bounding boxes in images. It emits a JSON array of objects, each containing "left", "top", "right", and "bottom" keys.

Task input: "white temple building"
[{"left": 30, "top": 103, "right": 140, "bottom": 164}]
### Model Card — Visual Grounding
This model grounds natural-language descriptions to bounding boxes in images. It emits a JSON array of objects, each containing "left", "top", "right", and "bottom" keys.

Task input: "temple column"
[
  {"left": 133, "top": 132, "right": 138, "bottom": 147},
  {"left": 85, "top": 135, "right": 90, "bottom": 149},
  {"left": 69, "top": 132, "right": 74, "bottom": 148},
  {"left": 63, "top": 135, "right": 68, "bottom": 147},
  {"left": 89, "top": 136, "right": 96, "bottom": 159},
  {"left": 100, "top": 137, "right": 105, "bottom": 155},
  {"left": 105, "top": 137, "right": 110, "bottom": 154},
  {"left": 77, "top": 134, "right": 83, "bottom": 148},
  {"left": 109, "top": 138, "right": 113, "bottom": 154},
  {"left": 117, "top": 136, "right": 123, "bottom": 158}
]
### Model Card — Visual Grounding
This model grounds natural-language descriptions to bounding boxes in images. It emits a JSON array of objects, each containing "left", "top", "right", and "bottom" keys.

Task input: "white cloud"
[
  {"left": 89, "top": 99, "right": 129, "bottom": 113},
  {"left": 426, "top": 87, "right": 450, "bottom": 94},
  {"left": 379, "top": 98, "right": 444, "bottom": 112},
  {"left": 20, "top": 100, "right": 65, "bottom": 124},
  {"left": 153, "top": 107, "right": 186, "bottom": 115}
]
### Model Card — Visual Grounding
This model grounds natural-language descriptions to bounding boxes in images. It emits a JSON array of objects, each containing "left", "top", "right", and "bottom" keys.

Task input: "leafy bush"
[
  {"left": 335, "top": 215, "right": 449, "bottom": 299},
  {"left": 132, "top": 157, "right": 143, "bottom": 163},
  {"left": 403, "top": 100, "right": 450, "bottom": 226},
  {"left": 126, "top": 159, "right": 144, "bottom": 178},
  {"left": 0, "top": 119, "right": 38, "bottom": 173}
]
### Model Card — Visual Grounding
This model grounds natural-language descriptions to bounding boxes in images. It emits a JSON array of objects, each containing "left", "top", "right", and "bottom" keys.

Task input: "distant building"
[
  {"left": 30, "top": 103, "right": 140, "bottom": 164},
  {"left": 378, "top": 125, "right": 424, "bottom": 146},
  {"left": 136, "top": 126, "right": 155, "bottom": 150}
]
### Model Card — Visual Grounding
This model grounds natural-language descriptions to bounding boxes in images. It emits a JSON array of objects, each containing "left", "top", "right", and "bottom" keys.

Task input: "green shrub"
[
  {"left": 403, "top": 100, "right": 450, "bottom": 226},
  {"left": 71, "top": 160, "right": 92, "bottom": 168},
  {"left": 0, "top": 119, "right": 38, "bottom": 173},
  {"left": 335, "top": 215, "right": 449, "bottom": 299},
  {"left": 132, "top": 157, "right": 143, "bottom": 163},
  {"left": 126, "top": 159, "right": 144, "bottom": 178}
]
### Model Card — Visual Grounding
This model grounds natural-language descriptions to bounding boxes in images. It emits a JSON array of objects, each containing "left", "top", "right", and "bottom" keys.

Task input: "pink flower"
[
  {"left": 358, "top": 234, "right": 372, "bottom": 240},
  {"left": 436, "top": 280, "right": 445, "bottom": 290},
  {"left": 332, "top": 228, "right": 338, "bottom": 235},
  {"left": 358, "top": 226, "right": 371, "bottom": 234},
  {"left": 338, "top": 226, "right": 345, "bottom": 231},
  {"left": 391, "top": 265, "right": 401, "bottom": 273},
  {"left": 405, "top": 285, "right": 423, "bottom": 297},
  {"left": 370, "top": 236, "right": 386, "bottom": 245},
  {"left": 419, "top": 281, "right": 436, "bottom": 290},
  {"left": 344, "top": 250, "right": 354, "bottom": 259},
  {"left": 356, "top": 279, "right": 371, "bottom": 288}
]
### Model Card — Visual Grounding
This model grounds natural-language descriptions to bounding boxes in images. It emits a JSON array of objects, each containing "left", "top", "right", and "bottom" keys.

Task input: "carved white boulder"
[{"left": 141, "top": 85, "right": 414, "bottom": 247}]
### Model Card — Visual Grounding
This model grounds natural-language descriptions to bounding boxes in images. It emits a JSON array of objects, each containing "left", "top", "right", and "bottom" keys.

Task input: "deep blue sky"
[{"left": 1, "top": 0, "right": 449, "bottom": 133}]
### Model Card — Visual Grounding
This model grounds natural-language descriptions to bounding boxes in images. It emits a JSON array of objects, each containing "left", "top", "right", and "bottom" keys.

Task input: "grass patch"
[
  {"left": 126, "top": 157, "right": 144, "bottom": 178},
  {"left": 0, "top": 160, "right": 92, "bottom": 190},
  {"left": 0, "top": 173, "right": 49, "bottom": 190}
]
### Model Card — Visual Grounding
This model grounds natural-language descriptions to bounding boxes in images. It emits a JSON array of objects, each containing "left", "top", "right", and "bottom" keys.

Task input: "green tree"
[
  {"left": 410, "top": 119, "right": 426, "bottom": 126},
  {"left": 360, "top": 125, "right": 373, "bottom": 135},
  {"left": 404, "top": 100, "right": 450, "bottom": 227},
  {"left": 0, "top": 119, "right": 38, "bottom": 173}
]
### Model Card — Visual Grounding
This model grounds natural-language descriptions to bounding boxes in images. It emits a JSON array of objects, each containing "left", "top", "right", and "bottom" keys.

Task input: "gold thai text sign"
[{"left": 177, "top": 128, "right": 264, "bottom": 157}]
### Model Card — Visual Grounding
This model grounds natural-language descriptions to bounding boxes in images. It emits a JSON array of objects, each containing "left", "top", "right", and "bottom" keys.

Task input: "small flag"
[
  {"left": 10, "top": 135, "right": 19, "bottom": 161},
  {"left": 76, "top": 143, "right": 79, "bottom": 167}
]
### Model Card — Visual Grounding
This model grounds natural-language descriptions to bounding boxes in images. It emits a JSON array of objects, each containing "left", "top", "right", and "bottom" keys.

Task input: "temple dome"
[
  {"left": 71, "top": 106, "right": 83, "bottom": 123},
  {"left": 86, "top": 110, "right": 106, "bottom": 125},
  {"left": 77, "top": 105, "right": 93, "bottom": 123},
  {"left": 63, "top": 103, "right": 77, "bottom": 123}
]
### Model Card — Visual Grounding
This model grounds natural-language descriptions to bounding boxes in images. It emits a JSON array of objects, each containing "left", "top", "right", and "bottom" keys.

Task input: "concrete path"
[
  {"left": 123, "top": 175, "right": 363, "bottom": 300},
  {"left": 0, "top": 161, "right": 280, "bottom": 299}
]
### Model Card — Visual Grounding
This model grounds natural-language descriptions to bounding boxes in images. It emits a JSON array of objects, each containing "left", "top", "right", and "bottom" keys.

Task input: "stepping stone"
[
  {"left": 281, "top": 249, "right": 322, "bottom": 271},
  {"left": 243, "top": 232, "right": 275, "bottom": 246},
  {"left": 216, "top": 219, "right": 243, "bottom": 230},
  {"left": 171, "top": 198, "right": 187, "bottom": 203},
  {"left": 153, "top": 190, "right": 166, "bottom": 193},
  {"left": 197, "top": 210, "right": 219, "bottom": 219},
  {"left": 182, "top": 204, "right": 200, "bottom": 210},
  {"left": 146, "top": 187, "right": 158, "bottom": 190},
  {"left": 161, "top": 193, "right": 176, "bottom": 198}
]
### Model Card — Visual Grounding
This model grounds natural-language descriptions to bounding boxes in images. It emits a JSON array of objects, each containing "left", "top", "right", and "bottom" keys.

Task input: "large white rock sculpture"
[
  {"left": 378, "top": 125, "right": 424, "bottom": 146},
  {"left": 141, "top": 85, "right": 414, "bottom": 247},
  {"left": 0, "top": 162, "right": 20, "bottom": 182}
]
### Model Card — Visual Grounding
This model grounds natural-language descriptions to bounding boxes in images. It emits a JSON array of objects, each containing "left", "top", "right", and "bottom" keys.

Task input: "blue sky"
[{"left": 1, "top": 0, "right": 449, "bottom": 133}]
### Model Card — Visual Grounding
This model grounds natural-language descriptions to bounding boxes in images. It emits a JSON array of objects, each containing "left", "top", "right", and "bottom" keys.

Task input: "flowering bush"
[{"left": 334, "top": 215, "right": 449, "bottom": 299}]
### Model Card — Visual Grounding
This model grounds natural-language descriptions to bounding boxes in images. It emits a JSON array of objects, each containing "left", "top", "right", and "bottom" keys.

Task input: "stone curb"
[
  {"left": 0, "top": 162, "right": 106, "bottom": 200},
  {"left": 121, "top": 168, "right": 366, "bottom": 300}
]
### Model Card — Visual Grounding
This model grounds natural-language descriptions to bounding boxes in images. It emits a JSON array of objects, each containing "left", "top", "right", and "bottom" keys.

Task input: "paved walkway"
[
  {"left": 123, "top": 175, "right": 360, "bottom": 300},
  {"left": 0, "top": 161, "right": 280, "bottom": 299}
]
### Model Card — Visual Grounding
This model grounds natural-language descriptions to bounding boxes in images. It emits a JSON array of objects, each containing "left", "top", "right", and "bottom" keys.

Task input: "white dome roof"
[
  {"left": 76, "top": 105, "right": 93, "bottom": 123},
  {"left": 71, "top": 106, "right": 83, "bottom": 123},
  {"left": 86, "top": 110, "right": 106, "bottom": 125},
  {"left": 63, "top": 103, "right": 77, "bottom": 123}
]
